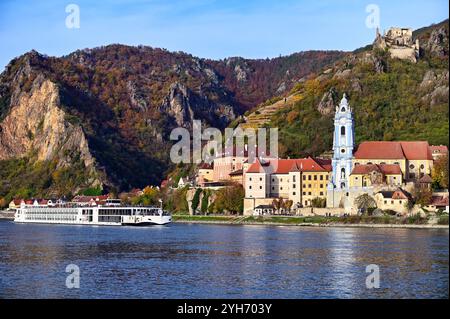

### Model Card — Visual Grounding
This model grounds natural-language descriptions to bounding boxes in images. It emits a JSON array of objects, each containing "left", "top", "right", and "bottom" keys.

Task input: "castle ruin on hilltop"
[{"left": 373, "top": 27, "right": 420, "bottom": 63}]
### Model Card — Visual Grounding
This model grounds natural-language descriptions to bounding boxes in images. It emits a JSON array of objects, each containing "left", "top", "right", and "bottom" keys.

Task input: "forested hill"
[
  {"left": 0, "top": 41, "right": 345, "bottom": 201},
  {"left": 0, "top": 19, "right": 448, "bottom": 204},
  {"left": 263, "top": 20, "right": 449, "bottom": 158}
]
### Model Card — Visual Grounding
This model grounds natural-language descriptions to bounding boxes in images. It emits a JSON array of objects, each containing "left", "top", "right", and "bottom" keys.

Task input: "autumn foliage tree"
[{"left": 432, "top": 155, "right": 449, "bottom": 190}]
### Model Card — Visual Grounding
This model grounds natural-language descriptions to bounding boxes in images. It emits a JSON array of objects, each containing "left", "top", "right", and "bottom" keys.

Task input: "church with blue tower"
[{"left": 327, "top": 94, "right": 356, "bottom": 208}]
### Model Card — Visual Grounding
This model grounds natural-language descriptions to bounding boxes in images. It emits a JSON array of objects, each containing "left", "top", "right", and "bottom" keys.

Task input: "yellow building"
[
  {"left": 353, "top": 141, "right": 433, "bottom": 183},
  {"left": 245, "top": 157, "right": 332, "bottom": 208},
  {"left": 349, "top": 164, "right": 403, "bottom": 187},
  {"left": 374, "top": 189, "right": 412, "bottom": 215}
]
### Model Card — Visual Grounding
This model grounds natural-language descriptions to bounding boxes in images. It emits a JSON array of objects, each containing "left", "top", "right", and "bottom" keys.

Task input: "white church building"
[{"left": 326, "top": 94, "right": 374, "bottom": 210}]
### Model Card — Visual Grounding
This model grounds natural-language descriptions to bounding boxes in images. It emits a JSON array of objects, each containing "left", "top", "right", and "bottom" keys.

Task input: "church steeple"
[{"left": 330, "top": 93, "right": 354, "bottom": 190}]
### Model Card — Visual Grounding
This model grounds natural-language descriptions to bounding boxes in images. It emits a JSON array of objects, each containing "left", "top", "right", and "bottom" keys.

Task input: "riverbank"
[{"left": 172, "top": 214, "right": 449, "bottom": 229}]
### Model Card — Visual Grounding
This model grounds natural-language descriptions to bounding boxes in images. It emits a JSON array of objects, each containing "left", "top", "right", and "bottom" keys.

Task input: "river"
[{"left": 0, "top": 220, "right": 448, "bottom": 298}]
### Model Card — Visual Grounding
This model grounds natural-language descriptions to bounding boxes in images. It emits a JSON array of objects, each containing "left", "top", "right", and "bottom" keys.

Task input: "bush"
[{"left": 438, "top": 215, "right": 449, "bottom": 225}]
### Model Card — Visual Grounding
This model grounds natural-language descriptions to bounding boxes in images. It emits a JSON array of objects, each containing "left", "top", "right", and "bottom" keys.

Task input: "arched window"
[
  {"left": 341, "top": 168, "right": 346, "bottom": 179},
  {"left": 341, "top": 126, "right": 346, "bottom": 136},
  {"left": 341, "top": 107, "right": 346, "bottom": 112}
]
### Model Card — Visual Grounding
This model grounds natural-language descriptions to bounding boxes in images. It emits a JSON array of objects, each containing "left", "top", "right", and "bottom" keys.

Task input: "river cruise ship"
[{"left": 14, "top": 200, "right": 172, "bottom": 226}]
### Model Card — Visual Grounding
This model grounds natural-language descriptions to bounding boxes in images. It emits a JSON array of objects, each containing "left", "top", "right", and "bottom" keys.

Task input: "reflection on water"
[{"left": 0, "top": 220, "right": 448, "bottom": 299}]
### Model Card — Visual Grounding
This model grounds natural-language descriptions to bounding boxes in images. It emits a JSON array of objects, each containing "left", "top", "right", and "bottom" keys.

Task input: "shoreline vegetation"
[
  {"left": 172, "top": 214, "right": 449, "bottom": 229},
  {"left": 1, "top": 211, "right": 448, "bottom": 229}
]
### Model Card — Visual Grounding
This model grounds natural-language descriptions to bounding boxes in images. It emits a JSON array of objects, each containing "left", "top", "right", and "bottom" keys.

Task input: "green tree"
[
  {"left": 355, "top": 194, "right": 377, "bottom": 215},
  {"left": 191, "top": 188, "right": 202, "bottom": 214},
  {"left": 213, "top": 184, "right": 244, "bottom": 215},
  {"left": 311, "top": 197, "right": 326, "bottom": 208}
]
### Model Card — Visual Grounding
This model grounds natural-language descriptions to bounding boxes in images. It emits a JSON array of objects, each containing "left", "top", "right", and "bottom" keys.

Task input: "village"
[
  {"left": 6, "top": 93, "right": 449, "bottom": 222},
  {"left": 4, "top": 27, "right": 449, "bottom": 222}
]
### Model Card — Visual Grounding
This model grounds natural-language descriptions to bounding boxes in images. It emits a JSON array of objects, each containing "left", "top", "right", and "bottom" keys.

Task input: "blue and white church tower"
[{"left": 327, "top": 94, "right": 355, "bottom": 208}]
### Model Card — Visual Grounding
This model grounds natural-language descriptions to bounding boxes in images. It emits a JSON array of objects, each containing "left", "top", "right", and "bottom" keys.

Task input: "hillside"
[
  {"left": 262, "top": 20, "right": 449, "bottom": 158},
  {"left": 0, "top": 19, "right": 447, "bottom": 204},
  {"left": 0, "top": 45, "right": 345, "bottom": 201}
]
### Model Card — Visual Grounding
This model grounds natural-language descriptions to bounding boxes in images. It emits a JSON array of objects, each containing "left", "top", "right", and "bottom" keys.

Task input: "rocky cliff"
[{"left": 0, "top": 43, "right": 345, "bottom": 200}]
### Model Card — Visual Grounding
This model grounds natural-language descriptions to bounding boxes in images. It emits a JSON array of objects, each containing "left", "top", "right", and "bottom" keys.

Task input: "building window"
[
  {"left": 293, "top": 175, "right": 296, "bottom": 182},
  {"left": 341, "top": 168, "right": 346, "bottom": 179},
  {"left": 303, "top": 175, "right": 306, "bottom": 180},
  {"left": 293, "top": 192, "right": 296, "bottom": 196},
  {"left": 384, "top": 200, "right": 387, "bottom": 204},
  {"left": 272, "top": 187, "right": 275, "bottom": 190},
  {"left": 303, "top": 192, "right": 306, "bottom": 196},
  {"left": 260, "top": 178, "right": 263, "bottom": 181},
  {"left": 320, "top": 184, "right": 323, "bottom": 188},
  {"left": 420, "top": 164, "right": 425, "bottom": 169},
  {"left": 280, "top": 187, "right": 283, "bottom": 190},
  {"left": 260, "top": 186, "right": 263, "bottom": 190},
  {"left": 341, "top": 126, "right": 345, "bottom": 136},
  {"left": 409, "top": 164, "right": 415, "bottom": 170},
  {"left": 249, "top": 186, "right": 252, "bottom": 189},
  {"left": 320, "top": 192, "right": 324, "bottom": 196},
  {"left": 308, "top": 176, "right": 312, "bottom": 181},
  {"left": 249, "top": 178, "right": 252, "bottom": 181},
  {"left": 303, "top": 184, "right": 306, "bottom": 188},
  {"left": 314, "top": 176, "right": 317, "bottom": 181},
  {"left": 293, "top": 184, "right": 296, "bottom": 188},
  {"left": 320, "top": 175, "right": 323, "bottom": 180},
  {"left": 409, "top": 173, "right": 415, "bottom": 179},
  {"left": 308, "top": 184, "right": 311, "bottom": 188},
  {"left": 272, "top": 178, "right": 275, "bottom": 182},
  {"left": 308, "top": 192, "right": 311, "bottom": 195}
]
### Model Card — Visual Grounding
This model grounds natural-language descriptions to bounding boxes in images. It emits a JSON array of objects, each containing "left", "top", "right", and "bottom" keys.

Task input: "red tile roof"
[
  {"left": 246, "top": 158, "right": 267, "bottom": 173},
  {"left": 430, "top": 145, "right": 448, "bottom": 155},
  {"left": 392, "top": 189, "right": 410, "bottom": 200},
  {"left": 378, "top": 188, "right": 410, "bottom": 200},
  {"left": 198, "top": 162, "right": 213, "bottom": 169},
  {"left": 160, "top": 180, "right": 168, "bottom": 188},
  {"left": 246, "top": 157, "right": 331, "bottom": 174},
  {"left": 351, "top": 164, "right": 402, "bottom": 175},
  {"left": 430, "top": 196, "right": 449, "bottom": 206},
  {"left": 354, "top": 141, "right": 432, "bottom": 160},
  {"left": 419, "top": 174, "right": 433, "bottom": 183}
]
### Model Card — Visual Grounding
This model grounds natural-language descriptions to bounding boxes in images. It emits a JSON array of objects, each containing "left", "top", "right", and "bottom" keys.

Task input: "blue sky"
[{"left": 0, "top": 0, "right": 448, "bottom": 70}]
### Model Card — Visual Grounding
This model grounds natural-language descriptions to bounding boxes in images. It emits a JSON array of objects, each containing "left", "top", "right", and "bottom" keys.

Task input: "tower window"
[
  {"left": 341, "top": 126, "right": 345, "bottom": 136},
  {"left": 341, "top": 168, "right": 346, "bottom": 179}
]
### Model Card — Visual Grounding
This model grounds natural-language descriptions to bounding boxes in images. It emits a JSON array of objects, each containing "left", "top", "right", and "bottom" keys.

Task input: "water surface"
[{"left": 0, "top": 220, "right": 448, "bottom": 298}]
